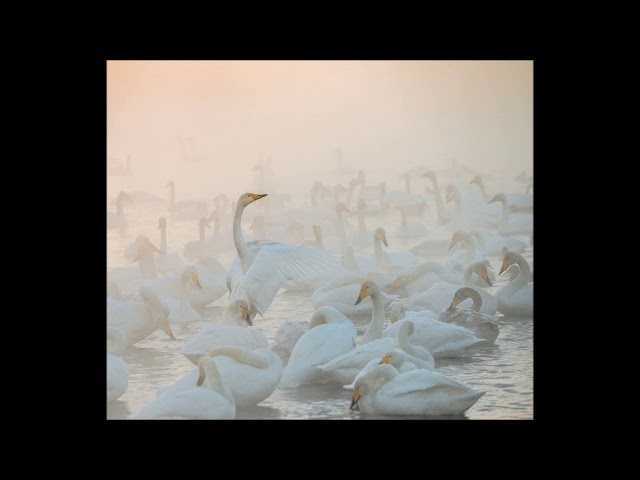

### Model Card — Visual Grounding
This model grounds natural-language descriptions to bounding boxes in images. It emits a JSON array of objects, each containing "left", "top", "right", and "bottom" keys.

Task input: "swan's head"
[
  {"left": 238, "top": 192, "right": 268, "bottom": 208},
  {"left": 118, "top": 191, "right": 133, "bottom": 204},
  {"left": 165, "top": 180, "right": 174, "bottom": 188},
  {"left": 488, "top": 193, "right": 506, "bottom": 205},
  {"left": 468, "top": 261, "right": 492, "bottom": 286},
  {"left": 133, "top": 239, "right": 164, "bottom": 262},
  {"left": 499, "top": 251, "right": 521, "bottom": 275},
  {"left": 139, "top": 286, "right": 175, "bottom": 340},
  {"left": 449, "top": 230, "right": 469, "bottom": 251},
  {"left": 227, "top": 298, "right": 253, "bottom": 326},
  {"left": 379, "top": 350, "right": 406, "bottom": 367},
  {"left": 374, "top": 227, "right": 388, "bottom": 247},
  {"left": 337, "top": 202, "right": 350, "bottom": 213},
  {"left": 358, "top": 199, "right": 367, "bottom": 210},
  {"left": 448, "top": 286, "right": 481, "bottom": 311},
  {"left": 181, "top": 266, "right": 202, "bottom": 289},
  {"left": 158, "top": 216, "right": 167, "bottom": 229},
  {"left": 469, "top": 175, "right": 483, "bottom": 186},
  {"left": 351, "top": 364, "right": 397, "bottom": 410},
  {"left": 445, "top": 185, "right": 457, "bottom": 203},
  {"left": 502, "top": 247, "right": 509, "bottom": 256},
  {"left": 355, "top": 280, "right": 380, "bottom": 305}
]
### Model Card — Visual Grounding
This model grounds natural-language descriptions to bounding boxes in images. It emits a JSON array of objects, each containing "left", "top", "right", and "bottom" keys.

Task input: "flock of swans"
[{"left": 107, "top": 166, "right": 533, "bottom": 419}]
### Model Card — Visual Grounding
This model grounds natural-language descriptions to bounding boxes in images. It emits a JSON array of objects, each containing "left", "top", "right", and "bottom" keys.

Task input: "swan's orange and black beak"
[
  {"left": 481, "top": 270, "right": 492, "bottom": 286},
  {"left": 196, "top": 374, "right": 205, "bottom": 386},
  {"left": 241, "top": 306, "right": 253, "bottom": 326},
  {"left": 449, "top": 236, "right": 461, "bottom": 251},
  {"left": 191, "top": 272, "right": 202, "bottom": 289},
  {"left": 379, "top": 354, "right": 391, "bottom": 365},
  {"left": 387, "top": 279, "right": 400, "bottom": 290},
  {"left": 445, "top": 192, "right": 454, "bottom": 204},
  {"left": 499, "top": 258, "right": 510, "bottom": 275},
  {"left": 448, "top": 295, "right": 462, "bottom": 311},
  {"left": 355, "top": 287, "right": 367, "bottom": 305},
  {"left": 350, "top": 386, "right": 361, "bottom": 410},
  {"left": 249, "top": 193, "right": 268, "bottom": 201},
  {"left": 381, "top": 232, "right": 388, "bottom": 247},
  {"left": 488, "top": 195, "right": 499, "bottom": 205}
]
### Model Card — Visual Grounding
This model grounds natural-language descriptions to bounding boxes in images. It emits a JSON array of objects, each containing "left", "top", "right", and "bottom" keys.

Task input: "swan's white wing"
[
  {"left": 243, "top": 244, "right": 348, "bottom": 316},
  {"left": 382, "top": 370, "right": 473, "bottom": 398}
]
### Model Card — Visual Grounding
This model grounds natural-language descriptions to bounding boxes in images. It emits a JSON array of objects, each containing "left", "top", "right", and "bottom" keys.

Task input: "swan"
[
  {"left": 312, "top": 275, "right": 398, "bottom": 317},
  {"left": 123, "top": 234, "right": 149, "bottom": 261},
  {"left": 470, "top": 175, "right": 533, "bottom": 213},
  {"left": 382, "top": 309, "right": 486, "bottom": 357},
  {"left": 279, "top": 306, "right": 357, "bottom": 389},
  {"left": 387, "top": 261, "right": 463, "bottom": 298},
  {"left": 270, "top": 319, "right": 310, "bottom": 365},
  {"left": 165, "top": 180, "right": 208, "bottom": 220},
  {"left": 319, "top": 320, "right": 435, "bottom": 386},
  {"left": 448, "top": 231, "right": 490, "bottom": 278},
  {"left": 391, "top": 280, "right": 470, "bottom": 317},
  {"left": 342, "top": 245, "right": 376, "bottom": 273},
  {"left": 423, "top": 171, "right": 451, "bottom": 225},
  {"left": 470, "top": 228, "right": 525, "bottom": 255},
  {"left": 189, "top": 256, "right": 228, "bottom": 308},
  {"left": 496, "top": 251, "right": 533, "bottom": 316},
  {"left": 350, "top": 364, "right": 484, "bottom": 416},
  {"left": 107, "top": 238, "right": 164, "bottom": 297},
  {"left": 343, "top": 349, "right": 424, "bottom": 390},
  {"left": 180, "top": 298, "right": 269, "bottom": 365},
  {"left": 439, "top": 287, "right": 499, "bottom": 343},
  {"left": 165, "top": 266, "right": 203, "bottom": 325},
  {"left": 488, "top": 194, "right": 533, "bottom": 235},
  {"left": 461, "top": 262, "right": 498, "bottom": 315},
  {"left": 183, "top": 218, "right": 212, "bottom": 260},
  {"left": 156, "top": 216, "right": 184, "bottom": 273},
  {"left": 373, "top": 227, "right": 416, "bottom": 272},
  {"left": 445, "top": 185, "right": 495, "bottom": 229},
  {"left": 107, "top": 286, "right": 175, "bottom": 346},
  {"left": 107, "top": 327, "right": 129, "bottom": 402},
  {"left": 130, "top": 356, "right": 235, "bottom": 419},
  {"left": 107, "top": 191, "right": 133, "bottom": 229},
  {"left": 228, "top": 192, "right": 347, "bottom": 323},
  {"left": 161, "top": 347, "right": 282, "bottom": 407}
]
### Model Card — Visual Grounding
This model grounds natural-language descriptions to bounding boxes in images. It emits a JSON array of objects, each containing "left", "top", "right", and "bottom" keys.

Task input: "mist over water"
[{"left": 107, "top": 60, "right": 533, "bottom": 420}]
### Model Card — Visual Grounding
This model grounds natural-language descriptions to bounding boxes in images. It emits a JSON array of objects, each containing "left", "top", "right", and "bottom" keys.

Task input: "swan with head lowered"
[
  {"left": 107, "top": 286, "right": 175, "bottom": 346},
  {"left": 439, "top": 287, "right": 499, "bottom": 343},
  {"left": 226, "top": 192, "right": 348, "bottom": 323},
  {"left": 179, "top": 298, "right": 269, "bottom": 365},
  {"left": 107, "top": 327, "right": 129, "bottom": 402},
  {"left": 130, "top": 356, "right": 235, "bottom": 419},
  {"left": 349, "top": 363, "right": 484, "bottom": 416},
  {"left": 343, "top": 350, "right": 427, "bottom": 390},
  {"left": 279, "top": 306, "right": 357, "bottom": 389},
  {"left": 496, "top": 251, "right": 533, "bottom": 316}
]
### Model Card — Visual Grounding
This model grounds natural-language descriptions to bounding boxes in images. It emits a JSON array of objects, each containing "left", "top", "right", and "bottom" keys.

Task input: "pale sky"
[{"left": 107, "top": 60, "right": 532, "bottom": 198}]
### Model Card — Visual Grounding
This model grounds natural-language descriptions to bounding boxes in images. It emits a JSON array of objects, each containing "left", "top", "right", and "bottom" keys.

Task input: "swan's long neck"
[
  {"left": 138, "top": 248, "right": 157, "bottom": 279},
  {"left": 428, "top": 176, "right": 447, "bottom": 223},
  {"left": 168, "top": 184, "right": 175, "bottom": 210},
  {"left": 200, "top": 362, "right": 226, "bottom": 394},
  {"left": 395, "top": 323, "right": 424, "bottom": 359},
  {"left": 458, "top": 285, "right": 483, "bottom": 311},
  {"left": 178, "top": 273, "right": 191, "bottom": 316},
  {"left": 462, "top": 237, "right": 476, "bottom": 265},
  {"left": 406, "top": 262, "right": 445, "bottom": 282},
  {"left": 160, "top": 224, "right": 167, "bottom": 252},
  {"left": 497, "top": 198, "right": 509, "bottom": 225},
  {"left": 233, "top": 203, "right": 254, "bottom": 272},
  {"left": 511, "top": 255, "right": 531, "bottom": 290},
  {"left": 208, "top": 346, "right": 270, "bottom": 368},
  {"left": 361, "top": 289, "right": 386, "bottom": 344},
  {"left": 373, "top": 237, "right": 387, "bottom": 270}
]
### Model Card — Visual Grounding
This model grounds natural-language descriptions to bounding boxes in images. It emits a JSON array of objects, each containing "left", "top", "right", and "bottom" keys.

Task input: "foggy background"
[{"left": 107, "top": 60, "right": 532, "bottom": 199}]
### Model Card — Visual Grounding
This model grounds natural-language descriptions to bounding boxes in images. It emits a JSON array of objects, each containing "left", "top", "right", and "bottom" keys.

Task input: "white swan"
[
  {"left": 350, "top": 364, "right": 484, "bottom": 416},
  {"left": 312, "top": 275, "right": 398, "bottom": 317},
  {"left": 387, "top": 261, "right": 463, "bottom": 298},
  {"left": 301, "top": 224, "right": 325, "bottom": 249},
  {"left": 471, "top": 175, "right": 533, "bottom": 213},
  {"left": 439, "top": 286, "right": 499, "bottom": 343},
  {"left": 183, "top": 218, "right": 212, "bottom": 260},
  {"left": 107, "top": 238, "right": 165, "bottom": 297},
  {"left": 372, "top": 227, "right": 416, "bottom": 272},
  {"left": 156, "top": 216, "right": 184, "bottom": 273},
  {"left": 130, "top": 356, "right": 235, "bottom": 419},
  {"left": 391, "top": 280, "right": 470, "bottom": 317},
  {"left": 496, "top": 251, "right": 533, "bottom": 316},
  {"left": 470, "top": 228, "right": 525, "bottom": 255},
  {"left": 166, "top": 266, "right": 202, "bottom": 325},
  {"left": 319, "top": 320, "right": 435, "bottom": 386},
  {"left": 323, "top": 203, "right": 351, "bottom": 253},
  {"left": 423, "top": 171, "right": 451, "bottom": 225},
  {"left": 461, "top": 262, "right": 498, "bottom": 315},
  {"left": 448, "top": 230, "right": 487, "bottom": 269},
  {"left": 107, "top": 191, "right": 132, "bottom": 229},
  {"left": 107, "top": 286, "right": 175, "bottom": 345},
  {"left": 343, "top": 349, "right": 423, "bottom": 390},
  {"left": 189, "top": 256, "right": 228, "bottom": 308},
  {"left": 180, "top": 298, "right": 269, "bottom": 365},
  {"left": 279, "top": 306, "right": 357, "bottom": 389},
  {"left": 488, "top": 194, "right": 533, "bottom": 236},
  {"left": 382, "top": 313, "right": 486, "bottom": 358},
  {"left": 228, "top": 192, "right": 348, "bottom": 323},
  {"left": 107, "top": 327, "right": 129, "bottom": 402}
]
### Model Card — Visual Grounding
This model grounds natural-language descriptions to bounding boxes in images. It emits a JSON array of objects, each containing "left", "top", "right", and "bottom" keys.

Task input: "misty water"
[{"left": 107, "top": 174, "right": 532, "bottom": 420}]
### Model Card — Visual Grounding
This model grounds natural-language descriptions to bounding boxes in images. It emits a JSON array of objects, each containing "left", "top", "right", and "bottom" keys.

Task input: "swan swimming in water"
[
  {"left": 130, "top": 356, "right": 235, "bottom": 420},
  {"left": 488, "top": 193, "right": 533, "bottom": 236},
  {"left": 350, "top": 363, "right": 484, "bottom": 416},
  {"left": 496, "top": 251, "right": 533, "bottom": 316},
  {"left": 107, "top": 327, "right": 129, "bottom": 402},
  {"left": 460, "top": 262, "right": 498, "bottom": 315},
  {"left": 372, "top": 227, "right": 416, "bottom": 272},
  {"left": 270, "top": 319, "right": 310, "bottom": 365},
  {"left": 279, "top": 306, "right": 357, "bottom": 389},
  {"left": 440, "top": 287, "right": 500, "bottom": 343}
]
